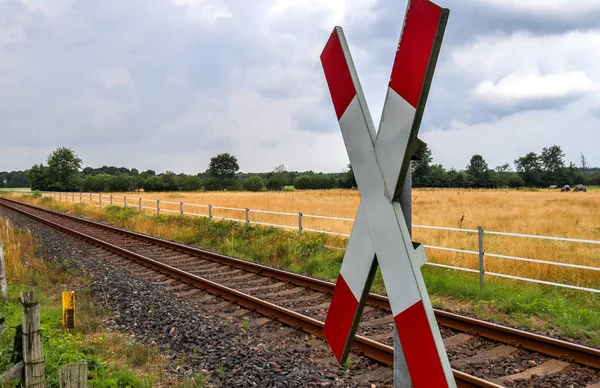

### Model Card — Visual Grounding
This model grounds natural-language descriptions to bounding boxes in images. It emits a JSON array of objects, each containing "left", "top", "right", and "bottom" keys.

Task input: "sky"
[{"left": 1, "top": 0, "right": 599, "bottom": 174}]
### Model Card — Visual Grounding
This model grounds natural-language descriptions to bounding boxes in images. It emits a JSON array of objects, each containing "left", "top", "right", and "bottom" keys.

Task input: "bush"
[
  {"left": 243, "top": 176, "right": 265, "bottom": 192},
  {"left": 31, "top": 190, "right": 42, "bottom": 199}
]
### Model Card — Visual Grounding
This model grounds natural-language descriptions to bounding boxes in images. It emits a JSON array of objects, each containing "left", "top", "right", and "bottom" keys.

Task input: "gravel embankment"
[{"left": 0, "top": 207, "right": 392, "bottom": 387}]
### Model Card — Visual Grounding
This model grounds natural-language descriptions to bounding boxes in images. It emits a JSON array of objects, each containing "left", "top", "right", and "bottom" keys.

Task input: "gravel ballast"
[{"left": 0, "top": 207, "right": 393, "bottom": 387}]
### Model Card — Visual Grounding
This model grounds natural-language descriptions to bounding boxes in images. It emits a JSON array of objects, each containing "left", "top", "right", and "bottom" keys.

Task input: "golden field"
[{"left": 18, "top": 189, "right": 600, "bottom": 288}]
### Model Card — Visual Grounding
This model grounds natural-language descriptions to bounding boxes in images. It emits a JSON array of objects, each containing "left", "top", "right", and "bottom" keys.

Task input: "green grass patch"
[
  {"left": 0, "top": 188, "right": 30, "bottom": 192},
  {"left": 0, "top": 217, "right": 171, "bottom": 387},
  {"left": 422, "top": 267, "right": 600, "bottom": 345}
]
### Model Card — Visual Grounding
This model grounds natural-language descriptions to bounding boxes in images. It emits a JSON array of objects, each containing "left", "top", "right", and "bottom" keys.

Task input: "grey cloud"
[{"left": 1, "top": 0, "right": 599, "bottom": 173}]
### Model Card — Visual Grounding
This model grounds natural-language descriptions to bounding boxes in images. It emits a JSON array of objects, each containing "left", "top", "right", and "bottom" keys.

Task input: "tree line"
[
  {"left": 16, "top": 148, "right": 356, "bottom": 192},
  {"left": 412, "top": 144, "right": 596, "bottom": 188},
  {"left": 1, "top": 145, "right": 597, "bottom": 192}
]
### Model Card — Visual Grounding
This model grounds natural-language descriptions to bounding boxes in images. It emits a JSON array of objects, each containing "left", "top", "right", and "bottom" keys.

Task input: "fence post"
[
  {"left": 138, "top": 198, "right": 142, "bottom": 212},
  {"left": 72, "top": 192, "right": 74, "bottom": 202},
  {"left": 156, "top": 200, "right": 160, "bottom": 216},
  {"left": 124, "top": 197, "right": 127, "bottom": 209},
  {"left": 245, "top": 208, "right": 249, "bottom": 226},
  {"left": 110, "top": 195, "right": 113, "bottom": 206},
  {"left": 0, "top": 241, "right": 7, "bottom": 300},
  {"left": 180, "top": 202, "right": 183, "bottom": 216},
  {"left": 59, "top": 192, "right": 61, "bottom": 201},
  {"left": 59, "top": 362, "right": 88, "bottom": 388},
  {"left": 79, "top": 192, "right": 82, "bottom": 203},
  {"left": 89, "top": 193, "right": 92, "bottom": 203},
  {"left": 208, "top": 205, "right": 213, "bottom": 221},
  {"left": 20, "top": 291, "right": 45, "bottom": 387},
  {"left": 478, "top": 226, "right": 484, "bottom": 288},
  {"left": 62, "top": 291, "right": 75, "bottom": 332},
  {"left": 99, "top": 194, "right": 102, "bottom": 207},
  {"left": 298, "top": 212, "right": 303, "bottom": 239}
]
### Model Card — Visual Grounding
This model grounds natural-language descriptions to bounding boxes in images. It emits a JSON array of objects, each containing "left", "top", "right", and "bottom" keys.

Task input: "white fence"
[{"left": 5, "top": 190, "right": 600, "bottom": 294}]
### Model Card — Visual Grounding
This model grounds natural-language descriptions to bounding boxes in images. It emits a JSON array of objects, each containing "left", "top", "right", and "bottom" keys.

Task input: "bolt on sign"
[{"left": 320, "top": 0, "right": 454, "bottom": 386}]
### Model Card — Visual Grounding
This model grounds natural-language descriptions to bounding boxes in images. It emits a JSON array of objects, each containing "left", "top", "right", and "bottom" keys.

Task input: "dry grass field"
[{"left": 19, "top": 189, "right": 600, "bottom": 288}]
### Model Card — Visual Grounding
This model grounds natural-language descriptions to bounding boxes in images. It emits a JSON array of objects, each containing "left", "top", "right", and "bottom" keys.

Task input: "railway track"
[{"left": 1, "top": 196, "right": 599, "bottom": 387}]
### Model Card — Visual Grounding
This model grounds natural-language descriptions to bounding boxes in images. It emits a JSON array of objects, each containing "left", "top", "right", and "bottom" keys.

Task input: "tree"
[
  {"left": 209, "top": 153, "right": 239, "bottom": 179},
  {"left": 540, "top": 145, "right": 565, "bottom": 173},
  {"left": 274, "top": 164, "right": 287, "bottom": 173},
  {"left": 412, "top": 143, "right": 432, "bottom": 187},
  {"left": 540, "top": 145, "right": 565, "bottom": 185},
  {"left": 428, "top": 164, "right": 449, "bottom": 187},
  {"left": 338, "top": 164, "right": 356, "bottom": 189},
  {"left": 208, "top": 153, "right": 239, "bottom": 190},
  {"left": 581, "top": 153, "right": 590, "bottom": 172},
  {"left": 294, "top": 176, "right": 310, "bottom": 189},
  {"left": 27, "top": 164, "right": 49, "bottom": 191},
  {"left": 266, "top": 173, "right": 290, "bottom": 190},
  {"left": 515, "top": 152, "right": 542, "bottom": 187},
  {"left": 46, "top": 147, "right": 82, "bottom": 191},
  {"left": 243, "top": 176, "right": 265, "bottom": 192},
  {"left": 180, "top": 175, "right": 203, "bottom": 191},
  {"left": 495, "top": 164, "right": 510, "bottom": 173},
  {"left": 466, "top": 154, "right": 489, "bottom": 187}
]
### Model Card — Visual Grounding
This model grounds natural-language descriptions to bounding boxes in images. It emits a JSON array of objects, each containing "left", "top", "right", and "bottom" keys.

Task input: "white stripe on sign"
[
  {"left": 339, "top": 98, "right": 422, "bottom": 313},
  {"left": 339, "top": 204, "right": 377, "bottom": 300},
  {"left": 376, "top": 88, "right": 417, "bottom": 196}
]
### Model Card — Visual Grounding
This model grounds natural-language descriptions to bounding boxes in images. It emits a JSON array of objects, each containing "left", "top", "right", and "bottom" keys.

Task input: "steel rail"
[
  {"left": 2, "top": 198, "right": 600, "bottom": 370},
  {"left": 0, "top": 197, "right": 500, "bottom": 388}
]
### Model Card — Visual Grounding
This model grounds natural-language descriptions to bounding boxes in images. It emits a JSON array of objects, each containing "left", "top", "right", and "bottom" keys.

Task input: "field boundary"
[{"left": 5, "top": 190, "right": 600, "bottom": 294}]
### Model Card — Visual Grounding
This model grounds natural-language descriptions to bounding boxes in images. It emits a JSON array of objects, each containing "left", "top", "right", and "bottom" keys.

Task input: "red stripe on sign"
[
  {"left": 323, "top": 274, "right": 359, "bottom": 361},
  {"left": 395, "top": 300, "right": 448, "bottom": 387},
  {"left": 389, "top": 0, "right": 442, "bottom": 108},
  {"left": 320, "top": 29, "right": 357, "bottom": 120}
]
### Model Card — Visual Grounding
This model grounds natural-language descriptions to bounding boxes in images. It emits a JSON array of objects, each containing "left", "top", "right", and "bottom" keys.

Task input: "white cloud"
[
  {"left": 423, "top": 102, "right": 599, "bottom": 170},
  {"left": 95, "top": 66, "right": 135, "bottom": 90},
  {"left": 475, "top": 72, "right": 594, "bottom": 107},
  {"left": 473, "top": 0, "right": 600, "bottom": 17},
  {"left": 451, "top": 31, "right": 600, "bottom": 79},
  {"left": 20, "top": 0, "right": 72, "bottom": 18},
  {"left": 266, "top": 0, "right": 376, "bottom": 30},
  {"left": 171, "top": 0, "right": 232, "bottom": 23}
]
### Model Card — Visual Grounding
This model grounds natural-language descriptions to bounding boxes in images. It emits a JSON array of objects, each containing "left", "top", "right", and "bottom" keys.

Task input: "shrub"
[{"left": 243, "top": 176, "right": 265, "bottom": 192}]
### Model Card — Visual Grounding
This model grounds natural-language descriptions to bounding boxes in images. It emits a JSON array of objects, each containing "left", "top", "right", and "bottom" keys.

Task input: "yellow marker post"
[{"left": 62, "top": 291, "right": 75, "bottom": 332}]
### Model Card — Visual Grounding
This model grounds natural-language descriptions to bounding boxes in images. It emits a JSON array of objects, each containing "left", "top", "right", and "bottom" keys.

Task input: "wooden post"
[
  {"left": 20, "top": 291, "right": 45, "bottom": 387},
  {"left": 0, "top": 361, "right": 24, "bottom": 384},
  {"left": 59, "top": 362, "right": 88, "bottom": 388},
  {"left": 62, "top": 291, "right": 75, "bottom": 332},
  {"left": 0, "top": 240, "right": 7, "bottom": 300}
]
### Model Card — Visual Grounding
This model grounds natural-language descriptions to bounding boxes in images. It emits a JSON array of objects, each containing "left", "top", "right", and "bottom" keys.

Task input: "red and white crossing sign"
[{"left": 321, "top": 0, "right": 453, "bottom": 387}]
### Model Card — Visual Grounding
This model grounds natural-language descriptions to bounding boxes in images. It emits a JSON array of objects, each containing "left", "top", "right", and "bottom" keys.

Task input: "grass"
[
  {"left": 5, "top": 193, "right": 600, "bottom": 346},
  {"left": 0, "top": 188, "right": 29, "bottom": 192},
  {"left": 0, "top": 217, "right": 182, "bottom": 387},
  {"left": 32, "top": 189, "right": 600, "bottom": 289}
]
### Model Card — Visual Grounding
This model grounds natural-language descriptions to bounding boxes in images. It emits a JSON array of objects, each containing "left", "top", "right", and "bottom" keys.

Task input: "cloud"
[
  {"left": 171, "top": 0, "right": 232, "bottom": 23},
  {"left": 474, "top": 72, "right": 594, "bottom": 108},
  {"left": 473, "top": 0, "right": 600, "bottom": 17},
  {"left": 1, "top": 0, "right": 600, "bottom": 175}
]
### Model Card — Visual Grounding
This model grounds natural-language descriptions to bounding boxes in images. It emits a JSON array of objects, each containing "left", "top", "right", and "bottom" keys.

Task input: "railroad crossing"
[{"left": 320, "top": 0, "right": 453, "bottom": 386}]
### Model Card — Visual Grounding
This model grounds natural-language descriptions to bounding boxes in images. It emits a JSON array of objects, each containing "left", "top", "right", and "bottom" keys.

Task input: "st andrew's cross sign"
[{"left": 320, "top": 0, "right": 454, "bottom": 386}]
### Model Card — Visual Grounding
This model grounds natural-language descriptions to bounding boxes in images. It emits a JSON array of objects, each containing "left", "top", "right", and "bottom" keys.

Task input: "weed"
[
  {"left": 218, "top": 364, "right": 226, "bottom": 382},
  {"left": 241, "top": 319, "right": 249, "bottom": 331}
]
